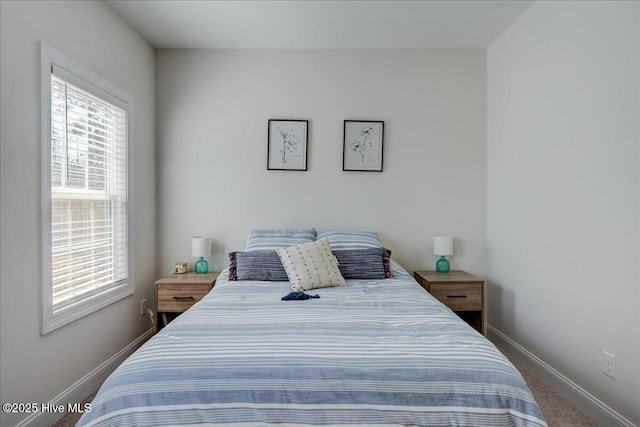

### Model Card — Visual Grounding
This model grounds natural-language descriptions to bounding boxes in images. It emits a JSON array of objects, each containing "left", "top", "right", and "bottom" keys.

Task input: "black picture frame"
[
  {"left": 343, "top": 120, "right": 384, "bottom": 172},
  {"left": 267, "top": 119, "right": 308, "bottom": 171}
]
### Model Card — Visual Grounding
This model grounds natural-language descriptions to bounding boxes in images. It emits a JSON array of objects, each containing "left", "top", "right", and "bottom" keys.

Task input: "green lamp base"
[
  {"left": 435, "top": 256, "right": 450, "bottom": 273},
  {"left": 195, "top": 257, "right": 209, "bottom": 274}
]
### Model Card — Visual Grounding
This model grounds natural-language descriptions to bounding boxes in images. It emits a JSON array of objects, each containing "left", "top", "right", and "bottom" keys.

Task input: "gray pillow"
[
  {"left": 228, "top": 250, "right": 288, "bottom": 281},
  {"left": 229, "top": 247, "right": 394, "bottom": 281},
  {"left": 333, "top": 247, "right": 393, "bottom": 279}
]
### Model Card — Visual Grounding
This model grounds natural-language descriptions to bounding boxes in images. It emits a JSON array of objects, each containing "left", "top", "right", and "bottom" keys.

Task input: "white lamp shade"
[
  {"left": 433, "top": 236, "right": 453, "bottom": 256},
  {"left": 192, "top": 237, "right": 211, "bottom": 257}
]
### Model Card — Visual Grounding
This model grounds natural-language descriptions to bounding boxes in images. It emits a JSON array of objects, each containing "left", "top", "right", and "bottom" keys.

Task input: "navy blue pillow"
[
  {"left": 229, "top": 250, "right": 288, "bottom": 281},
  {"left": 332, "top": 248, "right": 393, "bottom": 279}
]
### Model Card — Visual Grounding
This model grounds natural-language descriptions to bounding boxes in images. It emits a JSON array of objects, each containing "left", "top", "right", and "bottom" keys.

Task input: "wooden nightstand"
[
  {"left": 413, "top": 270, "right": 484, "bottom": 335},
  {"left": 155, "top": 272, "right": 219, "bottom": 332}
]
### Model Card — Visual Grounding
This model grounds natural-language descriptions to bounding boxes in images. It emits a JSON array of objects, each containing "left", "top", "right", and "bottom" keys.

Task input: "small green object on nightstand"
[
  {"left": 194, "top": 257, "right": 209, "bottom": 274},
  {"left": 435, "top": 256, "right": 450, "bottom": 273}
]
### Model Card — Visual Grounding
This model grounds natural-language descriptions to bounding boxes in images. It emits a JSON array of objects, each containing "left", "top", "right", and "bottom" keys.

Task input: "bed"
[{"left": 78, "top": 230, "right": 546, "bottom": 426}]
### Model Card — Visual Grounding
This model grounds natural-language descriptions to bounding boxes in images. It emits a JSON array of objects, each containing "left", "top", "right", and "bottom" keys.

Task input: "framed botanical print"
[
  {"left": 343, "top": 120, "right": 384, "bottom": 172},
  {"left": 267, "top": 119, "right": 308, "bottom": 171}
]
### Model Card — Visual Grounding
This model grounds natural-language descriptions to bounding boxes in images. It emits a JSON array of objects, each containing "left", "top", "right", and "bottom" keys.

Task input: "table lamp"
[
  {"left": 192, "top": 237, "right": 211, "bottom": 274},
  {"left": 433, "top": 236, "right": 452, "bottom": 273}
]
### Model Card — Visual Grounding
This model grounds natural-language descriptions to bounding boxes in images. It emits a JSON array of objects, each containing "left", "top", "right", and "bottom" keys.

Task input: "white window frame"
[{"left": 40, "top": 43, "right": 135, "bottom": 335}]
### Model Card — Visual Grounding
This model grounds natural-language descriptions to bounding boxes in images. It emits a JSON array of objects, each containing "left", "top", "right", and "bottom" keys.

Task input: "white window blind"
[{"left": 41, "top": 43, "right": 134, "bottom": 334}]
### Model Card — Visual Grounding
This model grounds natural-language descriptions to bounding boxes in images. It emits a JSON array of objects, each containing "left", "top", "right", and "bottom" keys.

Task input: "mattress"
[{"left": 78, "top": 261, "right": 546, "bottom": 426}]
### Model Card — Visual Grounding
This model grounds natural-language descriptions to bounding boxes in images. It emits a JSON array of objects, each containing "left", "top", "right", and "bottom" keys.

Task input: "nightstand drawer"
[
  {"left": 429, "top": 283, "right": 481, "bottom": 311},
  {"left": 157, "top": 284, "right": 210, "bottom": 312}
]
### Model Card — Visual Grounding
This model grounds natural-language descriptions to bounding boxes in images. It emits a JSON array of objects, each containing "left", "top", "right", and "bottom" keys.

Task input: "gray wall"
[
  {"left": 487, "top": 1, "right": 640, "bottom": 423},
  {"left": 0, "top": 1, "right": 156, "bottom": 425},
  {"left": 155, "top": 49, "right": 487, "bottom": 277}
]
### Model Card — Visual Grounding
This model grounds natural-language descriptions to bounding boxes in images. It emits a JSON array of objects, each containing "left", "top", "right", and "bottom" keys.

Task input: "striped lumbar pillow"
[
  {"left": 276, "top": 239, "right": 346, "bottom": 292},
  {"left": 228, "top": 250, "right": 289, "bottom": 281},
  {"left": 332, "top": 247, "right": 393, "bottom": 279}
]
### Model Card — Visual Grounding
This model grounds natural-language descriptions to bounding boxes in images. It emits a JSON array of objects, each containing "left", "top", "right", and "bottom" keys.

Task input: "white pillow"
[{"left": 276, "top": 239, "right": 346, "bottom": 292}]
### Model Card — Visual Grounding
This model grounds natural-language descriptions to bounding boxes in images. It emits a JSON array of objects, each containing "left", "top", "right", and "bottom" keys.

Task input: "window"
[{"left": 41, "top": 44, "right": 134, "bottom": 334}]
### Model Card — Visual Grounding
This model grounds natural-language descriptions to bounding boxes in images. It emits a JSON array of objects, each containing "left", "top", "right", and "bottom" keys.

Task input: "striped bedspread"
[{"left": 78, "top": 262, "right": 546, "bottom": 426}]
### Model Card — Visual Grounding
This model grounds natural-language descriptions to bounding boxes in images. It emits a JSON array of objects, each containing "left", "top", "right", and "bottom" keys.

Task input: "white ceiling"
[{"left": 106, "top": 0, "right": 534, "bottom": 49}]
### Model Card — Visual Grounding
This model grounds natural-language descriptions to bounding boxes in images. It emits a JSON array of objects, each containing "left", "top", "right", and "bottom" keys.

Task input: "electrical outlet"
[
  {"left": 140, "top": 299, "right": 147, "bottom": 317},
  {"left": 603, "top": 350, "right": 616, "bottom": 379}
]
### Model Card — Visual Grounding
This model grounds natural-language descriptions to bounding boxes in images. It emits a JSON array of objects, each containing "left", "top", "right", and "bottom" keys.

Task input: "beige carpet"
[
  {"left": 52, "top": 361, "right": 598, "bottom": 427},
  {"left": 51, "top": 391, "right": 95, "bottom": 427},
  {"left": 514, "top": 360, "right": 598, "bottom": 427}
]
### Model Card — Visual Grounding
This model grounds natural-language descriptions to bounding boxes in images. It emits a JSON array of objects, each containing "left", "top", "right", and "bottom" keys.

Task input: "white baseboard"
[
  {"left": 16, "top": 328, "right": 154, "bottom": 427},
  {"left": 486, "top": 324, "right": 637, "bottom": 427}
]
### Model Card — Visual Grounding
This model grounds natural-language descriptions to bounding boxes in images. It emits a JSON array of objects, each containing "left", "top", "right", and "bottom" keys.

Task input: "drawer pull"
[
  {"left": 446, "top": 295, "right": 467, "bottom": 298},
  {"left": 173, "top": 296, "right": 195, "bottom": 300}
]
